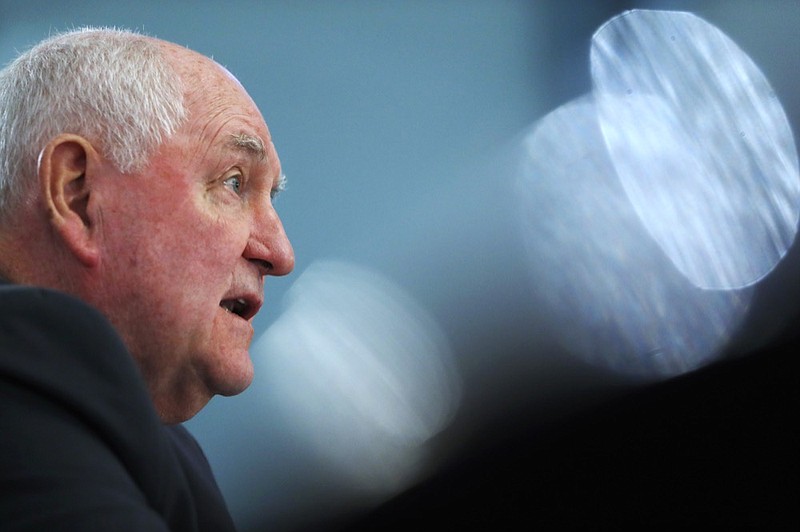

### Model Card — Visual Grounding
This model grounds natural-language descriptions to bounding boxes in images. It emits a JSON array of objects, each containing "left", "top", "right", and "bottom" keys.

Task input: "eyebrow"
[
  {"left": 229, "top": 132, "right": 267, "bottom": 161},
  {"left": 228, "top": 132, "right": 286, "bottom": 198},
  {"left": 272, "top": 173, "right": 287, "bottom": 200}
]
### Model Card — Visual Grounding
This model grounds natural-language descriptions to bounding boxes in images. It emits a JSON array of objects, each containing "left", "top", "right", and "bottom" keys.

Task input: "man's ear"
[{"left": 38, "top": 134, "right": 103, "bottom": 267}]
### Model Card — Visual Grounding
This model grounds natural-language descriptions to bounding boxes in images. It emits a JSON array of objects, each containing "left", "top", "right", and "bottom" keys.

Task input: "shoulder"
[
  {"left": 0, "top": 283, "right": 151, "bottom": 424},
  {"left": 0, "top": 282, "right": 120, "bottom": 345},
  {"left": 165, "top": 424, "right": 238, "bottom": 531},
  {"left": 0, "top": 283, "right": 172, "bottom": 528},
  {"left": 0, "top": 283, "right": 237, "bottom": 530},
  {"left": 0, "top": 282, "right": 127, "bottom": 360}
]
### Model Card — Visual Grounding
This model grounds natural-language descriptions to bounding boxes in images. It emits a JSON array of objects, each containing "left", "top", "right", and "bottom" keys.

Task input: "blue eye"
[{"left": 223, "top": 174, "right": 242, "bottom": 194}]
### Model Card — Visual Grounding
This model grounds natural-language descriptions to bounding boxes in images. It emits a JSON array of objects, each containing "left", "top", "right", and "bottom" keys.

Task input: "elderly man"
[{"left": 0, "top": 28, "right": 294, "bottom": 530}]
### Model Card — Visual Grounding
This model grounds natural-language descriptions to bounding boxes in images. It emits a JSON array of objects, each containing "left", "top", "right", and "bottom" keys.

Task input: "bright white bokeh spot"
[
  {"left": 512, "top": 9, "right": 800, "bottom": 377},
  {"left": 255, "top": 260, "right": 461, "bottom": 495},
  {"left": 515, "top": 96, "right": 752, "bottom": 378},
  {"left": 591, "top": 9, "right": 800, "bottom": 289}
]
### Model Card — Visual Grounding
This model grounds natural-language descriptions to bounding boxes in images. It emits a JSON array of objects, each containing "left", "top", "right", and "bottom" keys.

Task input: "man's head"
[{"left": 0, "top": 28, "right": 294, "bottom": 423}]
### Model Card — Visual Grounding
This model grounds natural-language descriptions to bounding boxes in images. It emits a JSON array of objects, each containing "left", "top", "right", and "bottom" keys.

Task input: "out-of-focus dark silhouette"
[{"left": 340, "top": 320, "right": 799, "bottom": 530}]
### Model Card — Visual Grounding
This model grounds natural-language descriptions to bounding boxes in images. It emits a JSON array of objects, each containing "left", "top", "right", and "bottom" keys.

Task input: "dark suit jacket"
[{"left": 0, "top": 282, "right": 237, "bottom": 531}]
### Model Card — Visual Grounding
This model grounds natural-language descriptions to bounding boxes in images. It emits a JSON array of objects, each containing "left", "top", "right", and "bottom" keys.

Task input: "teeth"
[{"left": 220, "top": 298, "right": 248, "bottom": 316}]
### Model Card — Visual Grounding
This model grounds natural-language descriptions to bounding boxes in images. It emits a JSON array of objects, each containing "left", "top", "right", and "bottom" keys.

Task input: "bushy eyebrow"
[
  {"left": 227, "top": 132, "right": 285, "bottom": 199},
  {"left": 271, "top": 173, "right": 287, "bottom": 200},
  {"left": 229, "top": 132, "right": 266, "bottom": 161}
]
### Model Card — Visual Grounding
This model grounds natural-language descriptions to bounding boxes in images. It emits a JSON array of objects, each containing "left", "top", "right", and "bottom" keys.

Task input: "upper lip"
[{"left": 220, "top": 289, "right": 263, "bottom": 321}]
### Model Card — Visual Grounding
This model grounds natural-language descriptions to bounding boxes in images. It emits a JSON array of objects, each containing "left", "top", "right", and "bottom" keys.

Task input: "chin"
[
  {"left": 155, "top": 352, "right": 254, "bottom": 423},
  {"left": 160, "top": 394, "right": 214, "bottom": 424},
  {"left": 208, "top": 354, "right": 255, "bottom": 397},
  {"left": 215, "top": 375, "right": 254, "bottom": 397}
]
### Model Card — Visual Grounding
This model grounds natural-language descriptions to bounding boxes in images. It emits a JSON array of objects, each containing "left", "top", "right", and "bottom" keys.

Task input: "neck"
[{"left": 0, "top": 216, "right": 80, "bottom": 294}]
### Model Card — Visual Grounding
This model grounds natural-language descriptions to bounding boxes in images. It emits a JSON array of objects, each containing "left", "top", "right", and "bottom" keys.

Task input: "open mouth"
[{"left": 220, "top": 297, "right": 257, "bottom": 320}]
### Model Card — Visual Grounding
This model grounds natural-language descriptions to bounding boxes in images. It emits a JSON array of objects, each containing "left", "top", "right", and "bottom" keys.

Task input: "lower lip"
[{"left": 219, "top": 306, "right": 254, "bottom": 333}]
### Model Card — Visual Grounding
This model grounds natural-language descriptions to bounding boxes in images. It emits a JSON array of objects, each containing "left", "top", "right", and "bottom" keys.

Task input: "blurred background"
[{"left": 2, "top": 1, "right": 798, "bottom": 530}]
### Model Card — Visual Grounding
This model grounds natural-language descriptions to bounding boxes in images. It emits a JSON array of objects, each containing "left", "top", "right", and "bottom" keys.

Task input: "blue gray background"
[{"left": 2, "top": 1, "right": 798, "bottom": 530}]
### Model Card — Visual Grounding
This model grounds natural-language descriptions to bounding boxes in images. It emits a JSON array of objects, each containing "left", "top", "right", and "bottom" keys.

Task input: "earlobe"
[{"left": 39, "top": 134, "right": 101, "bottom": 267}]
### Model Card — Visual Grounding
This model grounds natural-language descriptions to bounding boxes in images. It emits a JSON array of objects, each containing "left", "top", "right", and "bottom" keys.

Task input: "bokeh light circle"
[{"left": 591, "top": 10, "right": 800, "bottom": 289}]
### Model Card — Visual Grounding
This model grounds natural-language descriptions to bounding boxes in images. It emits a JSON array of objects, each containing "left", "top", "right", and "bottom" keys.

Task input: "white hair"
[{"left": 0, "top": 27, "right": 187, "bottom": 218}]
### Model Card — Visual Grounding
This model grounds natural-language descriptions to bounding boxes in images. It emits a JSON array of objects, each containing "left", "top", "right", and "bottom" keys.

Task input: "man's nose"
[{"left": 244, "top": 205, "right": 295, "bottom": 277}]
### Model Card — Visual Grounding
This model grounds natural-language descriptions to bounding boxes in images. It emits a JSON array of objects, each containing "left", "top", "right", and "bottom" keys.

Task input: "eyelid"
[{"left": 222, "top": 168, "right": 244, "bottom": 194}]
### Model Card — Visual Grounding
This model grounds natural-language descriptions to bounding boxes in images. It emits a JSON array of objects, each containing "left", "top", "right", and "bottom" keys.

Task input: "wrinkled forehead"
[
  {"left": 159, "top": 41, "right": 251, "bottom": 107},
  {"left": 157, "top": 40, "right": 277, "bottom": 159}
]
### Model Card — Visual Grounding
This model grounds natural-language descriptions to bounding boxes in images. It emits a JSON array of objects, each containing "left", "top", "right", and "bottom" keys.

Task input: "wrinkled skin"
[{"left": 87, "top": 43, "right": 294, "bottom": 422}]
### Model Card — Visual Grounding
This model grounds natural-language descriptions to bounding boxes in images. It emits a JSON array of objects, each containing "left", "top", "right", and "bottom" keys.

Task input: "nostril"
[{"left": 249, "top": 258, "right": 273, "bottom": 276}]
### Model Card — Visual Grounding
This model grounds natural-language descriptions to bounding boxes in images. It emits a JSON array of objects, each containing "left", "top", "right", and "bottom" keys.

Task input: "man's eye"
[{"left": 223, "top": 174, "right": 243, "bottom": 194}]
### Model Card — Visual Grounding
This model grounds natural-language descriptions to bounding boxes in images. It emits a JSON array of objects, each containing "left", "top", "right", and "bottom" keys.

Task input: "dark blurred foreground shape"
[{"left": 337, "top": 321, "right": 799, "bottom": 531}]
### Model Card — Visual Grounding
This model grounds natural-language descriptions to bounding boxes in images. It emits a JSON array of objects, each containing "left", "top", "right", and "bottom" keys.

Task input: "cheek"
[
  {"left": 102, "top": 180, "right": 251, "bottom": 304},
  {"left": 161, "top": 194, "right": 246, "bottom": 258},
  {"left": 162, "top": 213, "right": 251, "bottom": 306},
  {"left": 189, "top": 218, "right": 249, "bottom": 268}
]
